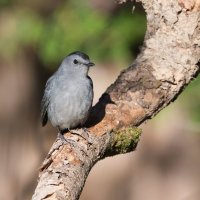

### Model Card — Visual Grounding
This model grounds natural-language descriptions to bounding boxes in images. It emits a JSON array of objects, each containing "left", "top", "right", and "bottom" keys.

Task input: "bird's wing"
[
  {"left": 87, "top": 75, "right": 94, "bottom": 103},
  {"left": 41, "top": 76, "right": 54, "bottom": 126},
  {"left": 87, "top": 75, "right": 93, "bottom": 90}
]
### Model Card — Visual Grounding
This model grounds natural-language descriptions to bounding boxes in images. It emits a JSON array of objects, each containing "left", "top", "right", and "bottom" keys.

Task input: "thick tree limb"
[{"left": 32, "top": 0, "right": 200, "bottom": 199}]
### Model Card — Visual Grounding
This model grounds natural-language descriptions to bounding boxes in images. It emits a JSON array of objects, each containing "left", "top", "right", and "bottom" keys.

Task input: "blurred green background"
[
  {"left": 0, "top": 0, "right": 146, "bottom": 66},
  {"left": 0, "top": 0, "right": 200, "bottom": 200}
]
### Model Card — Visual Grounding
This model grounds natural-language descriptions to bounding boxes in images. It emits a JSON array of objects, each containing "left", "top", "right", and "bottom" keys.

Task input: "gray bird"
[{"left": 41, "top": 51, "right": 94, "bottom": 141}]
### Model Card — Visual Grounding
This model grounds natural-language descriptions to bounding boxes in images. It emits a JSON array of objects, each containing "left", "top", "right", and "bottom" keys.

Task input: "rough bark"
[{"left": 32, "top": 0, "right": 200, "bottom": 199}]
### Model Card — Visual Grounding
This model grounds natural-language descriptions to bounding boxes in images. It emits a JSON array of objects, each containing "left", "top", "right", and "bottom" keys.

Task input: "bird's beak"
[{"left": 86, "top": 62, "right": 95, "bottom": 67}]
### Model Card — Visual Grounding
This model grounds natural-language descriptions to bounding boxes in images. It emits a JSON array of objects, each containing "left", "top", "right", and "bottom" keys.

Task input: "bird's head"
[{"left": 61, "top": 51, "right": 95, "bottom": 76}]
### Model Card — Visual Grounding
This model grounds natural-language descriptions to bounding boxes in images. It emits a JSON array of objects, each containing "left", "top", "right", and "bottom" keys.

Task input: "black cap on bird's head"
[{"left": 68, "top": 51, "right": 90, "bottom": 60}]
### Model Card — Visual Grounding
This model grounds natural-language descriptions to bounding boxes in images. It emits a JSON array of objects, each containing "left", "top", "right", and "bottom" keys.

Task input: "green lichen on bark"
[{"left": 106, "top": 126, "right": 142, "bottom": 156}]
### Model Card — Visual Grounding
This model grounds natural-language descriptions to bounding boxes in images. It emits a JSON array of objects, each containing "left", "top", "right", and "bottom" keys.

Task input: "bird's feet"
[
  {"left": 57, "top": 132, "right": 77, "bottom": 148},
  {"left": 69, "top": 128, "right": 93, "bottom": 144}
]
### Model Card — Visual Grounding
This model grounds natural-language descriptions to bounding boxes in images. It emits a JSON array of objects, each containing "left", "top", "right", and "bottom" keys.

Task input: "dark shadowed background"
[{"left": 0, "top": 0, "right": 200, "bottom": 199}]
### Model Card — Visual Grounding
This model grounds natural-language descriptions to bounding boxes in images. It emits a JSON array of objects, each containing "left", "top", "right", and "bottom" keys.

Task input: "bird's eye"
[{"left": 73, "top": 59, "right": 78, "bottom": 64}]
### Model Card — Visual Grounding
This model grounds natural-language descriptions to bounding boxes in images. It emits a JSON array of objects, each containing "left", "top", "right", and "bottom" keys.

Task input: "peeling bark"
[{"left": 32, "top": 0, "right": 200, "bottom": 199}]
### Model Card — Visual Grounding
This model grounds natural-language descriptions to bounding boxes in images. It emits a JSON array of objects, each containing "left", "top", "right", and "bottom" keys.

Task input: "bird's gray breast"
[{"left": 48, "top": 74, "right": 93, "bottom": 130}]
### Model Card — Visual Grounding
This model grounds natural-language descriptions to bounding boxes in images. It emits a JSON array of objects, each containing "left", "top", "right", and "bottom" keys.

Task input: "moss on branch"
[{"left": 106, "top": 126, "right": 142, "bottom": 156}]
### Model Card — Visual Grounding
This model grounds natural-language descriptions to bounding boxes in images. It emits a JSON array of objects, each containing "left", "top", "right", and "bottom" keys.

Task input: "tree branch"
[{"left": 32, "top": 0, "right": 200, "bottom": 199}]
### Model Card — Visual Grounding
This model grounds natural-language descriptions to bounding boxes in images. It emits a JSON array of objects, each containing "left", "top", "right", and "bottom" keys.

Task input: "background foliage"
[{"left": 0, "top": 0, "right": 146, "bottom": 66}]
